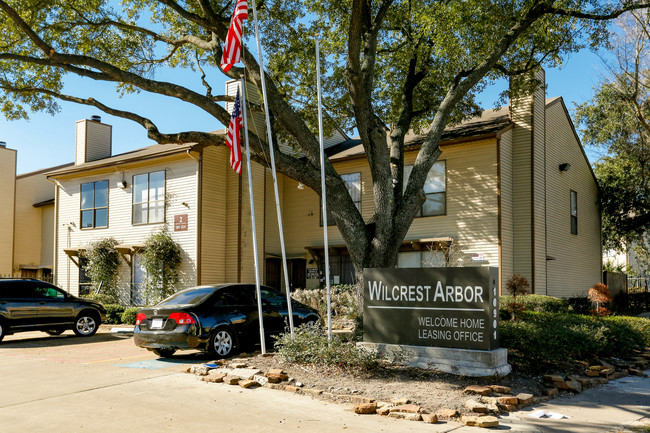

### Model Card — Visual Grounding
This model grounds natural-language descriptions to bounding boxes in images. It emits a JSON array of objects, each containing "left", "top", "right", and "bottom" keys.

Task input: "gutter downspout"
[{"left": 46, "top": 177, "right": 60, "bottom": 288}]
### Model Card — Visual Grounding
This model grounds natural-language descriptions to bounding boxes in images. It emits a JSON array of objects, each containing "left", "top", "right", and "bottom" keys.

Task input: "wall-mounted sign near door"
[
  {"left": 174, "top": 214, "right": 188, "bottom": 231},
  {"left": 363, "top": 267, "right": 499, "bottom": 351}
]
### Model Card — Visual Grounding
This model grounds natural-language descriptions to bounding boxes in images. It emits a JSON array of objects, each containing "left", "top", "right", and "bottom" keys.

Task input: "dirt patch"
[{"left": 233, "top": 351, "right": 543, "bottom": 415}]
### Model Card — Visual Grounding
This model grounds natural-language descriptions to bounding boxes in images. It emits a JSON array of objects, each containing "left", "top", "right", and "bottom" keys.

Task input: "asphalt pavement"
[{"left": 0, "top": 329, "right": 648, "bottom": 432}]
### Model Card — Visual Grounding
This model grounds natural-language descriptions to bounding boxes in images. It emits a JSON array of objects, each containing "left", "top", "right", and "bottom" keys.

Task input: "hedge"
[
  {"left": 500, "top": 311, "right": 650, "bottom": 372},
  {"left": 499, "top": 294, "right": 571, "bottom": 315}
]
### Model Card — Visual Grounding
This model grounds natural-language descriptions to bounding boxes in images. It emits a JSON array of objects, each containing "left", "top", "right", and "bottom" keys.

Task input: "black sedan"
[
  {"left": 0, "top": 278, "right": 107, "bottom": 341},
  {"left": 133, "top": 284, "right": 321, "bottom": 358}
]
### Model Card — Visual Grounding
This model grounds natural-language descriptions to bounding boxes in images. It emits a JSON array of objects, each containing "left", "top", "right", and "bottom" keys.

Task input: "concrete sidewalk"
[{"left": 486, "top": 370, "right": 650, "bottom": 433}]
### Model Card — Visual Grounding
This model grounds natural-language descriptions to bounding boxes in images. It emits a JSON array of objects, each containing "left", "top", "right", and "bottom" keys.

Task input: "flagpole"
[
  {"left": 315, "top": 38, "right": 332, "bottom": 341},
  {"left": 249, "top": 0, "right": 294, "bottom": 336},
  {"left": 239, "top": 77, "right": 266, "bottom": 354}
]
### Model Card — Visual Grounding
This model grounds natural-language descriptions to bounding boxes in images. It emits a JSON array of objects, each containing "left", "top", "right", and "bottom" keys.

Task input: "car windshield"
[{"left": 157, "top": 287, "right": 215, "bottom": 306}]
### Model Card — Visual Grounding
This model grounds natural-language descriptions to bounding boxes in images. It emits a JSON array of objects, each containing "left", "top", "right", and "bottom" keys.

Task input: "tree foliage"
[
  {"left": 576, "top": 10, "right": 650, "bottom": 250},
  {"left": 1, "top": 0, "right": 648, "bottom": 295}
]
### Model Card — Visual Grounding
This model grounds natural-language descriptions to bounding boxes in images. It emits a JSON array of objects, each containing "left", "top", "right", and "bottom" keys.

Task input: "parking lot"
[{"left": 0, "top": 328, "right": 437, "bottom": 433}]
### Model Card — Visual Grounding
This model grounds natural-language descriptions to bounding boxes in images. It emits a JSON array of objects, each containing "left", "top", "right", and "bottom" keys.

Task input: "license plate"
[{"left": 151, "top": 318, "right": 164, "bottom": 329}]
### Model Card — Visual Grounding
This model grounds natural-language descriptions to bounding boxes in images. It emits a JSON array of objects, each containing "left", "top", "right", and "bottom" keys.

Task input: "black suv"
[{"left": 0, "top": 279, "right": 107, "bottom": 341}]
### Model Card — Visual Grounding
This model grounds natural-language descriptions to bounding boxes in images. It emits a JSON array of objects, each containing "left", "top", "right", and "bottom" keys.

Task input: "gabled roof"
[
  {"left": 328, "top": 105, "right": 512, "bottom": 160},
  {"left": 46, "top": 142, "right": 196, "bottom": 178}
]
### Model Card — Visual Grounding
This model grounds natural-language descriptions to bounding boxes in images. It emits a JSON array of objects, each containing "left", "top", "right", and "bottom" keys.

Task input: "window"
[
  {"left": 570, "top": 190, "right": 578, "bottom": 235},
  {"left": 404, "top": 161, "right": 446, "bottom": 217},
  {"left": 321, "top": 172, "right": 361, "bottom": 226},
  {"left": 133, "top": 171, "right": 165, "bottom": 225},
  {"left": 80, "top": 180, "right": 108, "bottom": 228}
]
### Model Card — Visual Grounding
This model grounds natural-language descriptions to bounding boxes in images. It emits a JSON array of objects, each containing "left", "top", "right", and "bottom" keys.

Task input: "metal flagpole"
[
  {"left": 249, "top": 0, "right": 294, "bottom": 336},
  {"left": 315, "top": 38, "right": 332, "bottom": 341},
  {"left": 240, "top": 76, "right": 266, "bottom": 353}
]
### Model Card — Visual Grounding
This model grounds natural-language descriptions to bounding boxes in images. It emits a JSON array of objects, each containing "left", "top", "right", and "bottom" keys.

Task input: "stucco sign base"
[{"left": 357, "top": 342, "right": 511, "bottom": 377}]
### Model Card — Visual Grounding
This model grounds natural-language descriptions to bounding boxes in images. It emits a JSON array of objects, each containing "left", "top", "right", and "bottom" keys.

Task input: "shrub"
[
  {"left": 104, "top": 304, "right": 126, "bottom": 324},
  {"left": 504, "top": 274, "right": 530, "bottom": 320},
  {"left": 291, "top": 285, "right": 357, "bottom": 319},
  {"left": 499, "top": 294, "right": 570, "bottom": 315},
  {"left": 121, "top": 307, "right": 140, "bottom": 325},
  {"left": 274, "top": 323, "right": 380, "bottom": 371},
  {"left": 565, "top": 296, "right": 592, "bottom": 315},
  {"left": 82, "top": 237, "right": 121, "bottom": 304},
  {"left": 500, "top": 311, "right": 650, "bottom": 372},
  {"left": 141, "top": 228, "right": 182, "bottom": 304},
  {"left": 588, "top": 283, "right": 612, "bottom": 316}
]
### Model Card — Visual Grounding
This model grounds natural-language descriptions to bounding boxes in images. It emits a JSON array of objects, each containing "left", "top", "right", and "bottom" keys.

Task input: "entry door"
[
  {"left": 289, "top": 259, "right": 306, "bottom": 291},
  {"left": 265, "top": 258, "right": 281, "bottom": 291},
  {"left": 132, "top": 254, "right": 146, "bottom": 306}
]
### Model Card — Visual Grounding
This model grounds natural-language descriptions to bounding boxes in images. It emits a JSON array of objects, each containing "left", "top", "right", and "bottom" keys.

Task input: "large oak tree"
[{"left": 1, "top": 0, "right": 648, "bottom": 298}]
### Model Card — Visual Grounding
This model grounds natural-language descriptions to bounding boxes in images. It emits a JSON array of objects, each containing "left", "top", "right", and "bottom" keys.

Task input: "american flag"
[
  {"left": 226, "top": 88, "right": 243, "bottom": 174},
  {"left": 220, "top": 0, "right": 248, "bottom": 72}
]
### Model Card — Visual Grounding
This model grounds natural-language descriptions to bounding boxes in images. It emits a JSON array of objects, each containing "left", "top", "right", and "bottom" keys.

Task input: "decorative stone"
[
  {"left": 464, "top": 385, "right": 492, "bottom": 396},
  {"left": 543, "top": 374, "right": 565, "bottom": 383},
  {"left": 253, "top": 374, "right": 268, "bottom": 386},
  {"left": 229, "top": 368, "right": 262, "bottom": 380},
  {"left": 389, "top": 412, "right": 421, "bottom": 421},
  {"left": 466, "top": 399, "right": 489, "bottom": 413},
  {"left": 189, "top": 365, "right": 210, "bottom": 376},
  {"left": 497, "top": 396, "right": 518, "bottom": 405},
  {"left": 437, "top": 409, "right": 459, "bottom": 418},
  {"left": 516, "top": 393, "right": 535, "bottom": 405},
  {"left": 376, "top": 406, "right": 391, "bottom": 416},
  {"left": 239, "top": 379, "right": 257, "bottom": 389},
  {"left": 354, "top": 403, "right": 377, "bottom": 414},
  {"left": 268, "top": 368, "right": 285, "bottom": 375},
  {"left": 302, "top": 388, "right": 324, "bottom": 396},
  {"left": 349, "top": 396, "right": 375, "bottom": 404},
  {"left": 565, "top": 380, "right": 582, "bottom": 394},
  {"left": 391, "top": 397, "right": 410, "bottom": 405},
  {"left": 489, "top": 385, "right": 511, "bottom": 394},
  {"left": 390, "top": 404, "right": 422, "bottom": 414},
  {"left": 476, "top": 416, "right": 499, "bottom": 428},
  {"left": 283, "top": 385, "right": 300, "bottom": 392},
  {"left": 228, "top": 362, "right": 247, "bottom": 369},
  {"left": 600, "top": 368, "right": 613, "bottom": 377},
  {"left": 266, "top": 372, "right": 289, "bottom": 381},
  {"left": 202, "top": 373, "right": 225, "bottom": 383},
  {"left": 542, "top": 388, "right": 558, "bottom": 396},
  {"left": 461, "top": 415, "right": 478, "bottom": 426},
  {"left": 224, "top": 376, "right": 240, "bottom": 385},
  {"left": 421, "top": 413, "right": 438, "bottom": 423}
]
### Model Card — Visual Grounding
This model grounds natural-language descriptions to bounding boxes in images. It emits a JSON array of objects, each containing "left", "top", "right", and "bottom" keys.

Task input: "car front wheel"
[
  {"left": 209, "top": 328, "right": 237, "bottom": 358},
  {"left": 73, "top": 312, "right": 99, "bottom": 337},
  {"left": 0, "top": 320, "right": 5, "bottom": 342}
]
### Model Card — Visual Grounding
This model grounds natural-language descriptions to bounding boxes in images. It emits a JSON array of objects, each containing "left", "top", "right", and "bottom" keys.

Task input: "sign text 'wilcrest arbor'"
[{"left": 363, "top": 267, "right": 499, "bottom": 351}]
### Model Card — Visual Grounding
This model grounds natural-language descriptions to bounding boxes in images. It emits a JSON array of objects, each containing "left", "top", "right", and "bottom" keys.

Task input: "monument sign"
[{"left": 363, "top": 267, "right": 499, "bottom": 350}]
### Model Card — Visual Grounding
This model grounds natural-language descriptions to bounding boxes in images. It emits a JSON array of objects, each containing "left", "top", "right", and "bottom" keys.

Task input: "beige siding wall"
[
  {"left": 199, "top": 146, "right": 228, "bottom": 284},
  {"left": 510, "top": 97, "right": 533, "bottom": 284},
  {"left": 53, "top": 155, "right": 199, "bottom": 297},
  {"left": 532, "top": 70, "right": 547, "bottom": 291},
  {"left": 499, "top": 130, "right": 514, "bottom": 291},
  {"left": 0, "top": 146, "right": 16, "bottom": 275},
  {"left": 41, "top": 205, "right": 54, "bottom": 267},
  {"left": 282, "top": 139, "right": 500, "bottom": 270},
  {"left": 238, "top": 162, "right": 267, "bottom": 284},
  {"left": 545, "top": 100, "right": 601, "bottom": 296},
  {"left": 14, "top": 171, "right": 56, "bottom": 269}
]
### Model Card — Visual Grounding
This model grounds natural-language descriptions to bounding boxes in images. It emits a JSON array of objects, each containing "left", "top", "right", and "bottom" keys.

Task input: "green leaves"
[
  {"left": 141, "top": 227, "right": 182, "bottom": 303},
  {"left": 82, "top": 237, "right": 121, "bottom": 304}
]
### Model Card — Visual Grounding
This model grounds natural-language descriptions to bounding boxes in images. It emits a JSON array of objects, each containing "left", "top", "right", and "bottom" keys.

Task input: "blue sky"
[{"left": 1, "top": 47, "right": 610, "bottom": 175}]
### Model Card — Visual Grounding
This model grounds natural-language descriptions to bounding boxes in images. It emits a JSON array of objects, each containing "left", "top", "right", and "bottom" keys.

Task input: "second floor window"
[
  {"left": 322, "top": 172, "right": 361, "bottom": 226},
  {"left": 133, "top": 171, "right": 165, "bottom": 225},
  {"left": 404, "top": 160, "right": 446, "bottom": 217},
  {"left": 80, "top": 180, "right": 108, "bottom": 228}
]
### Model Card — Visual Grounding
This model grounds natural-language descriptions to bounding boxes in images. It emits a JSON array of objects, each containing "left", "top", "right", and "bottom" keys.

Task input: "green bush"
[
  {"left": 565, "top": 296, "right": 592, "bottom": 315},
  {"left": 500, "top": 311, "right": 650, "bottom": 372},
  {"left": 499, "top": 294, "right": 570, "bottom": 315},
  {"left": 291, "top": 285, "right": 357, "bottom": 319},
  {"left": 121, "top": 307, "right": 140, "bottom": 325},
  {"left": 104, "top": 304, "right": 126, "bottom": 324},
  {"left": 274, "top": 323, "right": 379, "bottom": 370}
]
